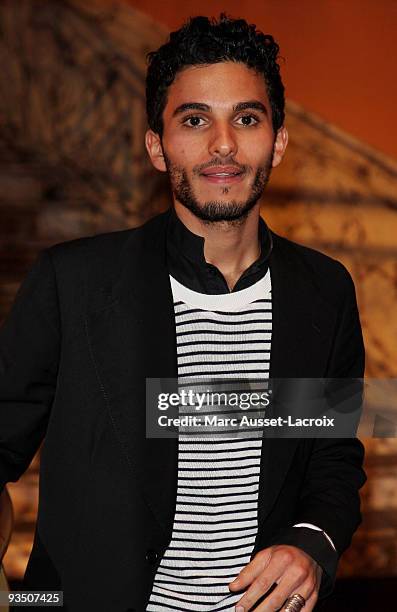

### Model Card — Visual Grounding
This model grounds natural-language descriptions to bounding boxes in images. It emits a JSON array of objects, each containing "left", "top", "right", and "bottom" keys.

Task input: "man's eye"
[
  {"left": 182, "top": 116, "right": 205, "bottom": 127},
  {"left": 236, "top": 114, "right": 259, "bottom": 126}
]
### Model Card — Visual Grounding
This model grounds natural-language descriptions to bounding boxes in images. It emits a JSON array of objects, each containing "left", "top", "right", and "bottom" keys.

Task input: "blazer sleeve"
[
  {"left": 269, "top": 266, "right": 366, "bottom": 600},
  {"left": 0, "top": 249, "right": 60, "bottom": 494}
]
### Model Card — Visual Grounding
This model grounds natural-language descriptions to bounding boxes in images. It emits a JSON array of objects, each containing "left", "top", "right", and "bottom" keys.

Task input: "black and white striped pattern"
[{"left": 146, "top": 272, "right": 272, "bottom": 611}]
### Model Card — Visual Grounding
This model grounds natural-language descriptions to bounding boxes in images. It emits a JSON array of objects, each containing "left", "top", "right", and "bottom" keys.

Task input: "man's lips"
[{"left": 200, "top": 166, "right": 245, "bottom": 184}]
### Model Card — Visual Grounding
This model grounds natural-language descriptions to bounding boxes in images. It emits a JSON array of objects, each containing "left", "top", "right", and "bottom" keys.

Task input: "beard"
[{"left": 163, "top": 149, "right": 274, "bottom": 224}]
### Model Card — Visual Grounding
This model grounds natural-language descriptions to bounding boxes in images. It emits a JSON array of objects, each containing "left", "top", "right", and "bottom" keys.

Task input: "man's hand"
[{"left": 228, "top": 544, "right": 322, "bottom": 611}]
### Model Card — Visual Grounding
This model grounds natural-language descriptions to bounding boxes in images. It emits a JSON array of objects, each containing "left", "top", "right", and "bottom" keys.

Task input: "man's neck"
[{"left": 173, "top": 202, "right": 262, "bottom": 291}]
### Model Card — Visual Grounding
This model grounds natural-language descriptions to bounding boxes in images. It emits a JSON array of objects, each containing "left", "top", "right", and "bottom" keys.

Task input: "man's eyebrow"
[
  {"left": 172, "top": 103, "right": 211, "bottom": 117},
  {"left": 233, "top": 101, "right": 268, "bottom": 115},
  {"left": 172, "top": 100, "right": 268, "bottom": 117}
]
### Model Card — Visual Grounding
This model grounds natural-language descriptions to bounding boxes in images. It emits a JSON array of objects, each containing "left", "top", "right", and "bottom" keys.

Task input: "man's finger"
[
  {"left": 229, "top": 546, "right": 273, "bottom": 591},
  {"left": 292, "top": 585, "right": 318, "bottom": 612},
  {"left": 297, "top": 564, "right": 321, "bottom": 612},
  {"left": 255, "top": 576, "right": 316, "bottom": 612},
  {"left": 232, "top": 568, "right": 282, "bottom": 611}
]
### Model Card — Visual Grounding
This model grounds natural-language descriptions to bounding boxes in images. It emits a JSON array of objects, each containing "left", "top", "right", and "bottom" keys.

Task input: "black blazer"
[{"left": 0, "top": 209, "right": 366, "bottom": 611}]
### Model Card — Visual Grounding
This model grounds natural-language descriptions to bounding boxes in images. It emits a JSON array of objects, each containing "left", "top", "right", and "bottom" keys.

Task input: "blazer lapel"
[
  {"left": 256, "top": 232, "right": 338, "bottom": 530},
  {"left": 85, "top": 210, "right": 178, "bottom": 544}
]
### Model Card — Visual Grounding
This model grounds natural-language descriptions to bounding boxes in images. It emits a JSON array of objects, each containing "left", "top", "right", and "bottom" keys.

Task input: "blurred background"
[{"left": 0, "top": 1, "right": 396, "bottom": 610}]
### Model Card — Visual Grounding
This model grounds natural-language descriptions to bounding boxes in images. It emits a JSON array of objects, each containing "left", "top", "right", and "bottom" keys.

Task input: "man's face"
[{"left": 146, "top": 61, "right": 288, "bottom": 223}]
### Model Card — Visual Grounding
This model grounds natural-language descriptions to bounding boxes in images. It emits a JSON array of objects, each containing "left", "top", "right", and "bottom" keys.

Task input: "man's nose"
[{"left": 208, "top": 123, "right": 238, "bottom": 157}]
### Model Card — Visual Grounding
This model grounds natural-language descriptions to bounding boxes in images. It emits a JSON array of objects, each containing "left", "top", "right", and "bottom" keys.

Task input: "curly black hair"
[{"left": 146, "top": 13, "right": 285, "bottom": 137}]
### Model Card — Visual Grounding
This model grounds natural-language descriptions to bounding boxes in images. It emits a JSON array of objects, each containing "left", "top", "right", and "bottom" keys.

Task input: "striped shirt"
[{"left": 146, "top": 271, "right": 272, "bottom": 611}]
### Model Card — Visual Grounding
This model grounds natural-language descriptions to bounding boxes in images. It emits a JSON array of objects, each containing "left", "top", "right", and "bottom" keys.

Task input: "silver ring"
[{"left": 283, "top": 593, "right": 306, "bottom": 612}]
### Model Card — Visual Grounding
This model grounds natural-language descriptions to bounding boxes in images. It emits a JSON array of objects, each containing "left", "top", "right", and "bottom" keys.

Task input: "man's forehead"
[{"left": 166, "top": 63, "right": 270, "bottom": 111}]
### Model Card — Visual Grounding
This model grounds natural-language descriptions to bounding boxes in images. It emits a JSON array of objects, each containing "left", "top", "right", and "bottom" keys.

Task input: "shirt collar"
[{"left": 167, "top": 206, "right": 273, "bottom": 268}]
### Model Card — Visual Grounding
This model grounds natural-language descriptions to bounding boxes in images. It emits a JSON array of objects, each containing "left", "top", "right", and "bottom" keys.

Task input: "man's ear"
[
  {"left": 272, "top": 126, "right": 288, "bottom": 168},
  {"left": 145, "top": 129, "right": 167, "bottom": 172}
]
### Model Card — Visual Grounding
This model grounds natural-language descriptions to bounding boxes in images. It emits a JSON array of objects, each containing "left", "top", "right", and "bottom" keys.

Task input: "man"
[{"left": 0, "top": 14, "right": 366, "bottom": 612}]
